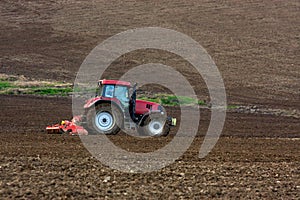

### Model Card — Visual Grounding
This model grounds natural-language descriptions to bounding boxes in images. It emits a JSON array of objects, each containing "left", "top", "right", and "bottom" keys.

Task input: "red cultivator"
[{"left": 46, "top": 116, "right": 88, "bottom": 135}]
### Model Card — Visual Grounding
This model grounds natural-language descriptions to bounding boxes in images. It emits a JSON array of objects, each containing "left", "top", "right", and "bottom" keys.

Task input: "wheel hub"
[
  {"left": 148, "top": 120, "right": 164, "bottom": 136},
  {"left": 95, "top": 111, "right": 114, "bottom": 132}
]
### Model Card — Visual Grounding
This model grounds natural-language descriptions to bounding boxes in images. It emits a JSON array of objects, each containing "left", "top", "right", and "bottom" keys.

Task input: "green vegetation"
[
  {"left": 140, "top": 97, "right": 160, "bottom": 104},
  {"left": 139, "top": 95, "right": 240, "bottom": 109},
  {"left": 29, "top": 87, "right": 73, "bottom": 96},
  {"left": 139, "top": 94, "right": 206, "bottom": 106},
  {"left": 0, "top": 81, "right": 13, "bottom": 90},
  {"left": 72, "top": 86, "right": 97, "bottom": 94},
  {"left": 227, "top": 105, "right": 239, "bottom": 109},
  {"left": 0, "top": 80, "right": 73, "bottom": 96}
]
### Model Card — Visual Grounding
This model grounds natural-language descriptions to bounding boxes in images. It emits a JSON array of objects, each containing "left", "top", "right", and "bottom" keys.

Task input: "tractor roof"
[{"left": 99, "top": 79, "right": 131, "bottom": 87}]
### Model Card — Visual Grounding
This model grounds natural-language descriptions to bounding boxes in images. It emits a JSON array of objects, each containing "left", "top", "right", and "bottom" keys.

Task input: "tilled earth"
[
  {"left": 0, "top": 95, "right": 299, "bottom": 199},
  {"left": 1, "top": 0, "right": 300, "bottom": 199}
]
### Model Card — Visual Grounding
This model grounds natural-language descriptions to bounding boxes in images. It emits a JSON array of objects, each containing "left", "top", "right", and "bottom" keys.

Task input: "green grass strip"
[
  {"left": 139, "top": 94, "right": 207, "bottom": 106},
  {"left": 0, "top": 81, "right": 13, "bottom": 90}
]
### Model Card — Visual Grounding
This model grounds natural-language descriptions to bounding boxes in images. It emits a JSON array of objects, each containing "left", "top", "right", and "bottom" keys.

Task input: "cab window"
[
  {"left": 114, "top": 85, "right": 129, "bottom": 102},
  {"left": 103, "top": 85, "right": 114, "bottom": 98}
]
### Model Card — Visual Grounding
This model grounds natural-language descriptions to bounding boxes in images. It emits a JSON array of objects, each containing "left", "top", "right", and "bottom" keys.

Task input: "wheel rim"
[
  {"left": 148, "top": 120, "right": 164, "bottom": 136},
  {"left": 95, "top": 111, "right": 115, "bottom": 132}
]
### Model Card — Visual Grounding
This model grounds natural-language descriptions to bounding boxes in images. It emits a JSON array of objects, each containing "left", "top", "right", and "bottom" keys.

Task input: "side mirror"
[
  {"left": 129, "top": 83, "right": 137, "bottom": 96},
  {"left": 133, "top": 83, "right": 137, "bottom": 88}
]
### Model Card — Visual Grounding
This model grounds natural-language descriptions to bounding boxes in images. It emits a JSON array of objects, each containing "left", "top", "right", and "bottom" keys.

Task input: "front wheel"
[
  {"left": 86, "top": 103, "right": 123, "bottom": 135},
  {"left": 138, "top": 117, "right": 170, "bottom": 137}
]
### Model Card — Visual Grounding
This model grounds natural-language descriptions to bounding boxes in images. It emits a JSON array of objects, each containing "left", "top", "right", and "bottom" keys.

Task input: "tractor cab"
[{"left": 96, "top": 80, "right": 131, "bottom": 106}]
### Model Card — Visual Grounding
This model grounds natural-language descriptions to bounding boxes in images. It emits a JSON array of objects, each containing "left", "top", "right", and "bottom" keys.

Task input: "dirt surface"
[
  {"left": 1, "top": 133, "right": 300, "bottom": 199},
  {"left": 0, "top": 95, "right": 300, "bottom": 199},
  {"left": 0, "top": 0, "right": 299, "bottom": 199}
]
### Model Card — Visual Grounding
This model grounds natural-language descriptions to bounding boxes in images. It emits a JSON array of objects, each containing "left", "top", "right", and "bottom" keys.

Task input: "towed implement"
[
  {"left": 46, "top": 116, "right": 88, "bottom": 135},
  {"left": 46, "top": 80, "right": 176, "bottom": 136}
]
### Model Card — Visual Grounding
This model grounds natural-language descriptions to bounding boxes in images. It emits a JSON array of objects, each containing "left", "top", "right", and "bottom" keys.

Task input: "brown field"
[{"left": 0, "top": 0, "right": 299, "bottom": 199}]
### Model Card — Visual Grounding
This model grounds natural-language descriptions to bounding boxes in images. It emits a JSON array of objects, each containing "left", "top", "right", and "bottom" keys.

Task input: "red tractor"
[
  {"left": 47, "top": 80, "right": 176, "bottom": 136},
  {"left": 81, "top": 79, "right": 176, "bottom": 136}
]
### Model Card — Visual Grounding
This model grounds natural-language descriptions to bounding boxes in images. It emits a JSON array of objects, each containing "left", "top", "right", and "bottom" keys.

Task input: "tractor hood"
[{"left": 135, "top": 99, "right": 162, "bottom": 115}]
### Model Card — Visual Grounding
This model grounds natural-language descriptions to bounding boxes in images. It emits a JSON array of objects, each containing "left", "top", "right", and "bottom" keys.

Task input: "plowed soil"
[
  {"left": 1, "top": 95, "right": 299, "bottom": 199},
  {"left": 0, "top": 0, "right": 299, "bottom": 199}
]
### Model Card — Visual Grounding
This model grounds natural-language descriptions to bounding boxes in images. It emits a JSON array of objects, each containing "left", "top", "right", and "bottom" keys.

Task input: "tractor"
[
  {"left": 46, "top": 79, "right": 176, "bottom": 136},
  {"left": 68, "top": 79, "right": 176, "bottom": 136},
  {"left": 80, "top": 79, "right": 176, "bottom": 136}
]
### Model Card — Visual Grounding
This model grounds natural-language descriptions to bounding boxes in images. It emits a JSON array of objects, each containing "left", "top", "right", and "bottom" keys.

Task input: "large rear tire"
[{"left": 86, "top": 103, "right": 123, "bottom": 135}]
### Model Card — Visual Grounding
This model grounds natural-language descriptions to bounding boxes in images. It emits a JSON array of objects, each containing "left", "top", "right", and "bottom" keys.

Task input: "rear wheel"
[{"left": 86, "top": 103, "right": 123, "bottom": 135}]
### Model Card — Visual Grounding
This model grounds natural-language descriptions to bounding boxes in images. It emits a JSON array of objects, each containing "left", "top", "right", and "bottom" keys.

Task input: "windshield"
[
  {"left": 114, "top": 85, "right": 129, "bottom": 103},
  {"left": 99, "top": 84, "right": 129, "bottom": 103}
]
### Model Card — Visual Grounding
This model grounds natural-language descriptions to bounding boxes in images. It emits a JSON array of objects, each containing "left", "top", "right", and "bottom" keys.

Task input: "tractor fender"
[
  {"left": 89, "top": 99, "right": 123, "bottom": 114},
  {"left": 138, "top": 110, "right": 165, "bottom": 127},
  {"left": 85, "top": 98, "right": 122, "bottom": 111}
]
